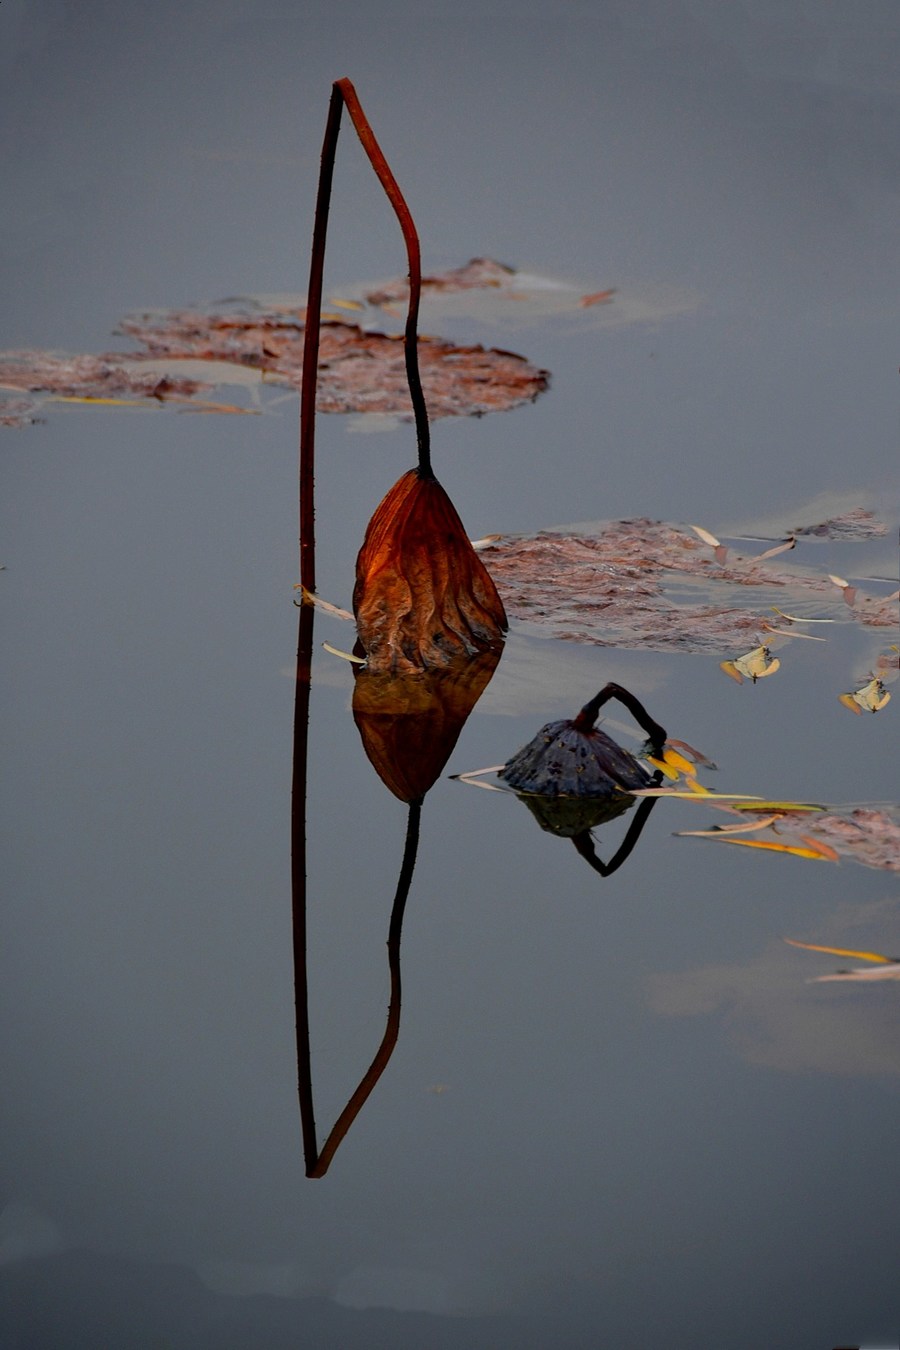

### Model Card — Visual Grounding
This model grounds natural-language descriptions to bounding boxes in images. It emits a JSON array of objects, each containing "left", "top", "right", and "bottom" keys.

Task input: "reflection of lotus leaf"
[{"left": 353, "top": 649, "right": 502, "bottom": 801}]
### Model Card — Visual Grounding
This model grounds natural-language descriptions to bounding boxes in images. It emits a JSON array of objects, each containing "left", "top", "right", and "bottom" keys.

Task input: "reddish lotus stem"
[{"left": 299, "top": 78, "right": 431, "bottom": 585}]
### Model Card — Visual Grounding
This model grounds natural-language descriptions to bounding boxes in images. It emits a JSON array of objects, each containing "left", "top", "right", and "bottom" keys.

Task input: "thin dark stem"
[
  {"left": 335, "top": 78, "right": 432, "bottom": 478},
  {"left": 299, "top": 84, "right": 343, "bottom": 592},
  {"left": 573, "top": 682, "right": 667, "bottom": 754},
  {"left": 306, "top": 797, "right": 423, "bottom": 1179},
  {"left": 298, "top": 77, "right": 433, "bottom": 546}
]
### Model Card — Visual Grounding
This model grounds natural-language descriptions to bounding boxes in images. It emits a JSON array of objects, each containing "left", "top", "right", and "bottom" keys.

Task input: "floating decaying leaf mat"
[
  {"left": 478, "top": 517, "right": 897, "bottom": 655},
  {"left": 0, "top": 295, "right": 549, "bottom": 428}
]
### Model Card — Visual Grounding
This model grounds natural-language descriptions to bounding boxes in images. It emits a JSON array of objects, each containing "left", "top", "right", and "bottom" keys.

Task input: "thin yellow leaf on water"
[
  {"left": 49, "top": 395, "right": 152, "bottom": 407},
  {"left": 661, "top": 747, "right": 698, "bottom": 776},
  {"left": 684, "top": 776, "right": 712, "bottom": 794},
  {"left": 646, "top": 756, "right": 680, "bottom": 780},
  {"left": 755, "top": 537, "right": 795, "bottom": 561},
  {"left": 707, "top": 837, "right": 834, "bottom": 861},
  {"left": 179, "top": 401, "right": 261, "bottom": 415},
  {"left": 329, "top": 296, "right": 366, "bottom": 311},
  {"left": 839, "top": 692, "right": 863, "bottom": 715},
  {"left": 690, "top": 524, "right": 720, "bottom": 548},
  {"left": 784, "top": 938, "right": 894, "bottom": 964},
  {"left": 828, "top": 574, "right": 849, "bottom": 589},
  {"left": 728, "top": 800, "right": 825, "bottom": 813},
  {"left": 720, "top": 660, "right": 744, "bottom": 684}
]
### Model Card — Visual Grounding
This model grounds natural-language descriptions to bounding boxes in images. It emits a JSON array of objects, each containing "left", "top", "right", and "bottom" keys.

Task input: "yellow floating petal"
[
  {"left": 784, "top": 938, "right": 893, "bottom": 964},
  {"left": 706, "top": 838, "right": 833, "bottom": 861}
]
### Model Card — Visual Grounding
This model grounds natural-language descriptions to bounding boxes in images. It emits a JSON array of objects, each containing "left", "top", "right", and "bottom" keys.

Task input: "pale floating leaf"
[
  {"left": 630, "top": 789, "right": 764, "bottom": 801},
  {"left": 770, "top": 607, "right": 834, "bottom": 624},
  {"left": 840, "top": 678, "right": 891, "bottom": 713},
  {"left": 450, "top": 764, "right": 507, "bottom": 781},
  {"left": 754, "top": 537, "right": 795, "bottom": 561},
  {"left": 454, "top": 776, "right": 509, "bottom": 794},
  {"left": 676, "top": 815, "right": 781, "bottom": 837},
  {"left": 690, "top": 524, "right": 720, "bottom": 547},
  {"left": 727, "top": 646, "right": 780, "bottom": 682},
  {"left": 321, "top": 641, "right": 366, "bottom": 664},
  {"left": 759, "top": 624, "right": 826, "bottom": 641},
  {"left": 294, "top": 586, "right": 354, "bottom": 620},
  {"left": 810, "top": 965, "right": 900, "bottom": 982}
]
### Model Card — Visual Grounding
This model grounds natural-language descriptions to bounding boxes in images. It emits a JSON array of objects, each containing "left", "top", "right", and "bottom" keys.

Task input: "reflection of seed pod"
[
  {"left": 516, "top": 791, "right": 636, "bottom": 838},
  {"left": 501, "top": 718, "right": 650, "bottom": 798}
]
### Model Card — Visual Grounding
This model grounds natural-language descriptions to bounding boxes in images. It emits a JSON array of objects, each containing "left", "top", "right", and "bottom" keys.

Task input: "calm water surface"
[{"left": 3, "top": 3, "right": 899, "bottom": 1347}]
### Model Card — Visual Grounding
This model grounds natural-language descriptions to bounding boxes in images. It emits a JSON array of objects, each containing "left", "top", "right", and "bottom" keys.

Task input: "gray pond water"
[{"left": 3, "top": 3, "right": 899, "bottom": 1348}]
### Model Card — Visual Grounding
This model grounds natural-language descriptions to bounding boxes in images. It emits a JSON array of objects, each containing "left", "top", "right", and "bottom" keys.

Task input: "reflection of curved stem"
[
  {"left": 307, "top": 798, "right": 421, "bottom": 1178},
  {"left": 292, "top": 602, "right": 319, "bottom": 1168},
  {"left": 570, "top": 794, "right": 659, "bottom": 877},
  {"left": 293, "top": 602, "right": 423, "bottom": 1177}
]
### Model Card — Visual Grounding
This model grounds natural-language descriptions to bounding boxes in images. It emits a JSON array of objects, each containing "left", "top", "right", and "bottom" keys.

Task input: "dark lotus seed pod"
[{"left": 499, "top": 683, "right": 665, "bottom": 799}]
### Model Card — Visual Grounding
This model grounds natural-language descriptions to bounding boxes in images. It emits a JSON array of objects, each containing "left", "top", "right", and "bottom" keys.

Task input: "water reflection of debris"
[{"left": 785, "top": 938, "right": 900, "bottom": 983}]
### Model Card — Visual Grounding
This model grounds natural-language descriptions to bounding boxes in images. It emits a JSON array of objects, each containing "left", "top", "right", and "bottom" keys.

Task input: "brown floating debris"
[
  {"left": 698, "top": 804, "right": 900, "bottom": 873},
  {"left": 364, "top": 256, "right": 516, "bottom": 306},
  {"left": 793, "top": 509, "right": 887, "bottom": 540}
]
